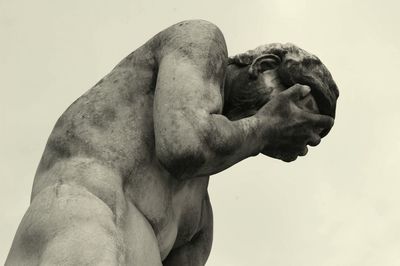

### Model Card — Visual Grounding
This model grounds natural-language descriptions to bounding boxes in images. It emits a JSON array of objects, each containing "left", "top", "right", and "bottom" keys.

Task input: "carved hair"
[{"left": 228, "top": 43, "right": 339, "bottom": 129}]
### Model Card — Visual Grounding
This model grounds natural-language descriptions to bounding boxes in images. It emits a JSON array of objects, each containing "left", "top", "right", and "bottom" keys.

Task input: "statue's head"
[{"left": 224, "top": 43, "right": 339, "bottom": 137}]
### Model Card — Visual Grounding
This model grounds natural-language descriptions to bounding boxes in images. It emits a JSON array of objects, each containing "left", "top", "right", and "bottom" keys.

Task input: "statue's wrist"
[{"left": 247, "top": 115, "right": 269, "bottom": 155}]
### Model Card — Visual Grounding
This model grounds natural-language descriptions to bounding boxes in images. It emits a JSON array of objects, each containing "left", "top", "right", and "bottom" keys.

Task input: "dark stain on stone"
[
  {"left": 160, "top": 150, "right": 206, "bottom": 180},
  {"left": 90, "top": 107, "right": 117, "bottom": 129},
  {"left": 20, "top": 228, "right": 46, "bottom": 257},
  {"left": 124, "top": 88, "right": 136, "bottom": 104},
  {"left": 48, "top": 137, "right": 72, "bottom": 159},
  {"left": 211, "top": 137, "right": 235, "bottom": 157},
  {"left": 37, "top": 135, "right": 72, "bottom": 172},
  {"left": 37, "top": 120, "right": 98, "bottom": 172}
]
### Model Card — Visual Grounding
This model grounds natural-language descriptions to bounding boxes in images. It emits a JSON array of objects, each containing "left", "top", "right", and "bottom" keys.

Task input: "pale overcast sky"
[{"left": 1, "top": 0, "right": 400, "bottom": 265}]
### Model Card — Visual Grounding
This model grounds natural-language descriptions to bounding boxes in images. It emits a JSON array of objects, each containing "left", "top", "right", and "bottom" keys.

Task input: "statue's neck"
[
  {"left": 223, "top": 64, "right": 243, "bottom": 108},
  {"left": 223, "top": 64, "right": 233, "bottom": 104}
]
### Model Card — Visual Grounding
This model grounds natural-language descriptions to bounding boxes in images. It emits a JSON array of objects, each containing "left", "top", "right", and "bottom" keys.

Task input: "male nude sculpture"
[{"left": 6, "top": 20, "right": 339, "bottom": 265}]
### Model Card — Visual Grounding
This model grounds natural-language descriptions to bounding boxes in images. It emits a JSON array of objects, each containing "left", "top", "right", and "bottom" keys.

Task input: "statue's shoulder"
[{"left": 153, "top": 20, "right": 227, "bottom": 59}]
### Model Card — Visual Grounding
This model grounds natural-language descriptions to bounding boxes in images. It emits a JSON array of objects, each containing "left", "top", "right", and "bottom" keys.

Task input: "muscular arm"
[{"left": 153, "top": 20, "right": 264, "bottom": 179}]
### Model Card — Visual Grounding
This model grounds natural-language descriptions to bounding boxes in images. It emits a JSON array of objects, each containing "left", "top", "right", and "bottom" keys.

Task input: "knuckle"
[
  {"left": 292, "top": 83, "right": 303, "bottom": 89},
  {"left": 328, "top": 117, "right": 335, "bottom": 127},
  {"left": 301, "top": 84, "right": 311, "bottom": 90},
  {"left": 299, "top": 146, "right": 308, "bottom": 156},
  {"left": 308, "top": 135, "right": 321, "bottom": 146},
  {"left": 298, "top": 112, "right": 311, "bottom": 124}
]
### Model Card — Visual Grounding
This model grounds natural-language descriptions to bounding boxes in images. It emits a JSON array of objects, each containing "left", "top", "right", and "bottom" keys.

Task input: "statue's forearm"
[
  {"left": 156, "top": 113, "right": 264, "bottom": 179},
  {"left": 198, "top": 114, "right": 263, "bottom": 173}
]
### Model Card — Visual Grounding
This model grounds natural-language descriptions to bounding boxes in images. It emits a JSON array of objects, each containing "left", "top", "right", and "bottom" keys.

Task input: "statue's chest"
[{"left": 128, "top": 175, "right": 209, "bottom": 259}]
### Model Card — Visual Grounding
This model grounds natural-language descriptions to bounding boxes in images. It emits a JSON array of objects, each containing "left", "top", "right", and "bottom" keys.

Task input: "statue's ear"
[{"left": 248, "top": 54, "right": 281, "bottom": 79}]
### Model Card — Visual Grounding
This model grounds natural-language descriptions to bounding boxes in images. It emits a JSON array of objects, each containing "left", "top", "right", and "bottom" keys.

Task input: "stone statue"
[{"left": 6, "top": 20, "right": 339, "bottom": 265}]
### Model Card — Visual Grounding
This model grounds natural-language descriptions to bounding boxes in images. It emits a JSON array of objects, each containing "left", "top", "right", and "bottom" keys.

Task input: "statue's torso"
[{"left": 31, "top": 43, "right": 212, "bottom": 260}]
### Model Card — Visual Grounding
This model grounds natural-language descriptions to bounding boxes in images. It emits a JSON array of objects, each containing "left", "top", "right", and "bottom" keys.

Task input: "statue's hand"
[{"left": 255, "top": 84, "right": 334, "bottom": 162}]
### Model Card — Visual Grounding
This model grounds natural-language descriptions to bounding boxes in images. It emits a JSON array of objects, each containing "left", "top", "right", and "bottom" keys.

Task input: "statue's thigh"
[
  {"left": 6, "top": 184, "right": 162, "bottom": 266},
  {"left": 7, "top": 184, "right": 121, "bottom": 265}
]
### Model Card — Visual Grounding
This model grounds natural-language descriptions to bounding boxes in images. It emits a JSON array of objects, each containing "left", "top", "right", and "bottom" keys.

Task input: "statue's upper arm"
[{"left": 152, "top": 20, "right": 228, "bottom": 171}]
